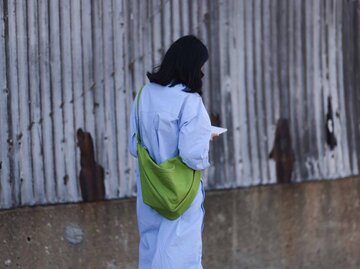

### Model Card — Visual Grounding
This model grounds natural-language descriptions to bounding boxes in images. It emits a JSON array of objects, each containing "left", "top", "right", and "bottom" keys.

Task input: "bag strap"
[{"left": 136, "top": 86, "right": 145, "bottom": 144}]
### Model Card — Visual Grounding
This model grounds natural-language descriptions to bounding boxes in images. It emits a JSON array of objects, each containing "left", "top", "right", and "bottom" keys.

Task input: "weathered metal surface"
[{"left": 0, "top": 0, "right": 359, "bottom": 209}]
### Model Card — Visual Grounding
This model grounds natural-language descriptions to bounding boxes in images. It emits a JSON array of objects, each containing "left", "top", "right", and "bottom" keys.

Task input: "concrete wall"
[{"left": 0, "top": 176, "right": 359, "bottom": 269}]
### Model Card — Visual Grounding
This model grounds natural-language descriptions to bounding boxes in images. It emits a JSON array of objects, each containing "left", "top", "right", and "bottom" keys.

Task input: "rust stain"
[
  {"left": 76, "top": 128, "right": 105, "bottom": 202},
  {"left": 269, "top": 119, "right": 295, "bottom": 184}
]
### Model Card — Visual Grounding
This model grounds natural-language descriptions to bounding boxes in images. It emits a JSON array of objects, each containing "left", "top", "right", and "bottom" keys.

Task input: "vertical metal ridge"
[
  {"left": 262, "top": 0, "right": 275, "bottom": 184},
  {"left": 0, "top": 0, "right": 12, "bottom": 208},
  {"left": 102, "top": 0, "right": 119, "bottom": 198},
  {"left": 70, "top": 0, "right": 84, "bottom": 197},
  {"left": 288, "top": 0, "right": 299, "bottom": 181},
  {"left": 60, "top": 0, "right": 78, "bottom": 201},
  {"left": 28, "top": 0, "right": 46, "bottom": 203},
  {"left": 16, "top": 0, "right": 34, "bottom": 204},
  {"left": 51, "top": 0, "right": 66, "bottom": 202},
  {"left": 8, "top": 0, "right": 21, "bottom": 205},
  {"left": 335, "top": 0, "right": 351, "bottom": 177},
  {"left": 254, "top": 0, "right": 267, "bottom": 185},
  {"left": 39, "top": 0, "right": 56, "bottom": 203}
]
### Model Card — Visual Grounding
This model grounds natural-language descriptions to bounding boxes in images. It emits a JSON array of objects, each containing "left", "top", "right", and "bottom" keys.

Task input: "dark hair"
[{"left": 147, "top": 35, "right": 209, "bottom": 95}]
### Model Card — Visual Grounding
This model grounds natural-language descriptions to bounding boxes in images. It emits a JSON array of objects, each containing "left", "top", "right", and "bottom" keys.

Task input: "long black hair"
[{"left": 147, "top": 35, "right": 209, "bottom": 95}]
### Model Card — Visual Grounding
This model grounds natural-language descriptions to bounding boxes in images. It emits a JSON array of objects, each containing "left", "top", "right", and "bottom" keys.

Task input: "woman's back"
[{"left": 129, "top": 82, "right": 212, "bottom": 171}]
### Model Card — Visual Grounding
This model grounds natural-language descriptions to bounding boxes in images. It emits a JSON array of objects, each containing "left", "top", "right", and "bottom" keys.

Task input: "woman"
[{"left": 129, "top": 35, "right": 213, "bottom": 269}]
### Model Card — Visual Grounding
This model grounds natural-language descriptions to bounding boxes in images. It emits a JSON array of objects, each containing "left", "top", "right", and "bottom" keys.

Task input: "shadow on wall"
[
  {"left": 269, "top": 118, "right": 295, "bottom": 184},
  {"left": 269, "top": 101, "right": 338, "bottom": 185},
  {"left": 76, "top": 128, "right": 105, "bottom": 202}
]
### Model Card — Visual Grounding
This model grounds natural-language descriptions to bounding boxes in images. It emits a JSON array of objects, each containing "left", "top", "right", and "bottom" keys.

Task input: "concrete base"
[{"left": 1, "top": 177, "right": 359, "bottom": 269}]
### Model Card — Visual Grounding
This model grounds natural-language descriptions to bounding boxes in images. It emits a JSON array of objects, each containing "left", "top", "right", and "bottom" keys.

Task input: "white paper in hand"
[{"left": 211, "top": 126, "right": 227, "bottom": 136}]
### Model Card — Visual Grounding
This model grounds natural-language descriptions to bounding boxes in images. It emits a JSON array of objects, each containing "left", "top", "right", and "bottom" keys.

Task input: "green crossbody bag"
[{"left": 136, "top": 86, "right": 201, "bottom": 220}]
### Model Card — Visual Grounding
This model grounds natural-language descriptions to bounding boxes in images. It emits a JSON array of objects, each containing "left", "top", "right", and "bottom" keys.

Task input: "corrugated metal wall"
[{"left": 0, "top": 0, "right": 359, "bottom": 209}]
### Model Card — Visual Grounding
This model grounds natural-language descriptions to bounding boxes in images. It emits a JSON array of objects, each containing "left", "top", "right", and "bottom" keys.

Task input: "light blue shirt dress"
[{"left": 129, "top": 82, "right": 212, "bottom": 269}]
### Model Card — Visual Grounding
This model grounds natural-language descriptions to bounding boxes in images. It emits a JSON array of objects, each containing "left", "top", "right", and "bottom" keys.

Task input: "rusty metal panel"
[{"left": 0, "top": 0, "right": 359, "bottom": 209}]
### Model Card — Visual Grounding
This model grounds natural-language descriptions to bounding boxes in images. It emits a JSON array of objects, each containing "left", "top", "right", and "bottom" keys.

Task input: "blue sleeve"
[
  {"left": 128, "top": 97, "right": 138, "bottom": 158},
  {"left": 178, "top": 94, "right": 212, "bottom": 170}
]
